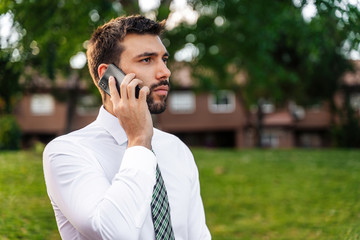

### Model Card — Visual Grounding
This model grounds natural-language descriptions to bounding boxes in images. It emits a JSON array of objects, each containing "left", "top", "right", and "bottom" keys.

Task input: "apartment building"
[{"left": 13, "top": 61, "right": 360, "bottom": 148}]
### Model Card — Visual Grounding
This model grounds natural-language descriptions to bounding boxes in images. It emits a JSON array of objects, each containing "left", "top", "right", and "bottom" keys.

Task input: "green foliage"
[
  {"left": 3, "top": 0, "right": 358, "bottom": 106},
  {"left": 33, "top": 140, "right": 46, "bottom": 156},
  {"left": 0, "top": 51, "right": 22, "bottom": 114},
  {"left": 165, "top": 0, "right": 359, "bottom": 107},
  {"left": 1, "top": 0, "right": 172, "bottom": 133},
  {"left": 331, "top": 89, "right": 360, "bottom": 148},
  {"left": 1, "top": 0, "right": 171, "bottom": 80},
  {"left": 332, "top": 119, "right": 360, "bottom": 148},
  {"left": 0, "top": 115, "right": 21, "bottom": 150},
  {"left": 2, "top": 0, "right": 126, "bottom": 79},
  {"left": 2, "top": 1, "right": 360, "bottom": 146}
]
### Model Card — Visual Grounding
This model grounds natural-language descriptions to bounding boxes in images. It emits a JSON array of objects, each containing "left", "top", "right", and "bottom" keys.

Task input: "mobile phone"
[{"left": 98, "top": 64, "right": 140, "bottom": 98}]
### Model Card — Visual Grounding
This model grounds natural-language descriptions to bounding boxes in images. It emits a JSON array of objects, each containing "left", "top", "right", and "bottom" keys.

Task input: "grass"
[
  {"left": 1, "top": 149, "right": 360, "bottom": 239},
  {"left": 194, "top": 149, "right": 360, "bottom": 240},
  {"left": 0, "top": 150, "right": 59, "bottom": 240}
]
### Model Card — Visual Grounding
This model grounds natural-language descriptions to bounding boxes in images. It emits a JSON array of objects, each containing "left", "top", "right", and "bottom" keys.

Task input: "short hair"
[{"left": 86, "top": 15, "right": 166, "bottom": 87}]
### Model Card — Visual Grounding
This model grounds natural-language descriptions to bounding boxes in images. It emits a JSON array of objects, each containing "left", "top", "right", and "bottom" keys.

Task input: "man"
[{"left": 43, "top": 15, "right": 211, "bottom": 239}]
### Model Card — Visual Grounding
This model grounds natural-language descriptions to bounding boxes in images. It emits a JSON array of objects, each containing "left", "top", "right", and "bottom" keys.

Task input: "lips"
[{"left": 153, "top": 85, "right": 169, "bottom": 96}]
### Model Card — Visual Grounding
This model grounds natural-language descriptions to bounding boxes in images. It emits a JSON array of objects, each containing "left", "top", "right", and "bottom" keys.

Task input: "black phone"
[{"left": 98, "top": 64, "right": 140, "bottom": 98}]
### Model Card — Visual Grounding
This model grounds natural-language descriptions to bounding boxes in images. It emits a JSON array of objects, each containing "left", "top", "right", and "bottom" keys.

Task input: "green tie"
[{"left": 151, "top": 165, "right": 175, "bottom": 240}]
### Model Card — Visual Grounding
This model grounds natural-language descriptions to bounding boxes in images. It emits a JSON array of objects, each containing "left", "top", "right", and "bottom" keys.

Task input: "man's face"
[{"left": 118, "top": 33, "right": 171, "bottom": 114}]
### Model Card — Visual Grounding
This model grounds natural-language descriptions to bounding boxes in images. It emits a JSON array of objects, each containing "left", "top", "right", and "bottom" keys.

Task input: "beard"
[{"left": 147, "top": 80, "right": 169, "bottom": 114}]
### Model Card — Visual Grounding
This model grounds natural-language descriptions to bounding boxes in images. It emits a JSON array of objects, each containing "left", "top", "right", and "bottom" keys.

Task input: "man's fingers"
[
  {"left": 120, "top": 73, "right": 135, "bottom": 99},
  {"left": 139, "top": 86, "right": 150, "bottom": 101},
  {"left": 109, "top": 73, "right": 148, "bottom": 110},
  {"left": 108, "top": 76, "right": 120, "bottom": 102},
  {"left": 127, "top": 78, "right": 143, "bottom": 99}
]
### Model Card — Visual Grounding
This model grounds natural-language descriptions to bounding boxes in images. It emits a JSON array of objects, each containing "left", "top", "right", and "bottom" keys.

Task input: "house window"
[
  {"left": 76, "top": 95, "right": 100, "bottom": 115},
  {"left": 261, "top": 131, "right": 279, "bottom": 148},
  {"left": 208, "top": 90, "right": 236, "bottom": 113},
  {"left": 262, "top": 103, "right": 275, "bottom": 114},
  {"left": 169, "top": 91, "right": 196, "bottom": 114},
  {"left": 30, "top": 94, "right": 55, "bottom": 116},
  {"left": 350, "top": 93, "right": 360, "bottom": 111},
  {"left": 299, "top": 133, "right": 322, "bottom": 148}
]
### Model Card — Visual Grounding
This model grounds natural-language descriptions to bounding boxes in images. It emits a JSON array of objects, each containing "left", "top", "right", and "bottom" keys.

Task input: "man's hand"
[{"left": 108, "top": 74, "right": 153, "bottom": 150}]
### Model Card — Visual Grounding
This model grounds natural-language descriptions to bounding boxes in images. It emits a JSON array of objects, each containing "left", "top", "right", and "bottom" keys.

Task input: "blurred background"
[
  {"left": 1, "top": 1, "right": 360, "bottom": 239},
  {"left": 1, "top": 0, "right": 360, "bottom": 150}
]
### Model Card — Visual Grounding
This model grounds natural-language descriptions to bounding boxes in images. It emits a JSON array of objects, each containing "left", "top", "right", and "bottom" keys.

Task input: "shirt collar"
[{"left": 96, "top": 106, "right": 128, "bottom": 145}]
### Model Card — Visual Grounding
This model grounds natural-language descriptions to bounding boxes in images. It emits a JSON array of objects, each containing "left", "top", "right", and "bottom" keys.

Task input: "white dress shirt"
[{"left": 43, "top": 106, "right": 211, "bottom": 240}]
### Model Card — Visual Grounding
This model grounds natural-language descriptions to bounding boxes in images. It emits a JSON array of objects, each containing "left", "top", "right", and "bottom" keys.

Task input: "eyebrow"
[{"left": 135, "top": 51, "right": 170, "bottom": 59}]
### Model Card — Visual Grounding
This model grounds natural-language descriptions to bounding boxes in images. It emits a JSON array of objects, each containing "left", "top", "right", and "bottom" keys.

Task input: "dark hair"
[{"left": 86, "top": 15, "right": 166, "bottom": 88}]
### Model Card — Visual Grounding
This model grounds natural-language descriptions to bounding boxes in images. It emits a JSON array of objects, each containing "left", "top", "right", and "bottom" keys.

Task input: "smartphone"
[{"left": 98, "top": 64, "right": 140, "bottom": 98}]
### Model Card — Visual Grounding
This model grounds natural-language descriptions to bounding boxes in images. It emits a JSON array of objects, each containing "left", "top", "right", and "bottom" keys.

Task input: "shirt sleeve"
[
  {"left": 43, "top": 140, "right": 157, "bottom": 240},
  {"left": 182, "top": 145, "right": 212, "bottom": 239}
]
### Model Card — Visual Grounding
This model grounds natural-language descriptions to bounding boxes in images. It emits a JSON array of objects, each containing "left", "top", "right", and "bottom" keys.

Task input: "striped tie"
[{"left": 151, "top": 165, "right": 175, "bottom": 240}]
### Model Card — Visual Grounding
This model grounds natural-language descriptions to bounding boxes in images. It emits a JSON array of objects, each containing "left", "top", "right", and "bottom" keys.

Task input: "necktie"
[{"left": 151, "top": 165, "right": 175, "bottom": 240}]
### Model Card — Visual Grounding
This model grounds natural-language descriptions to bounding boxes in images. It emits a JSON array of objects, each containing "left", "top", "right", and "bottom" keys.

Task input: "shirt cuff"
[{"left": 120, "top": 146, "right": 157, "bottom": 179}]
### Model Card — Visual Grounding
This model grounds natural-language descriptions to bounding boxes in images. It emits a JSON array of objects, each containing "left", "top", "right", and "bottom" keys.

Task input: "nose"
[{"left": 156, "top": 60, "right": 171, "bottom": 80}]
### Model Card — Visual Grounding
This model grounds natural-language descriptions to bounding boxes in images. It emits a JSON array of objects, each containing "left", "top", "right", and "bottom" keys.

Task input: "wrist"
[{"left": 128, "top": 137, "right": 152, "bottom": 150}]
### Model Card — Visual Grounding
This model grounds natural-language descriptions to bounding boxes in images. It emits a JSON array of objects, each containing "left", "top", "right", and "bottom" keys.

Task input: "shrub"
[
  {"left": 32, "top": 140, "right": 45, "bottom": 155},
  {"left": 0, "top": 115, "right": 22, "bottom": 150}
]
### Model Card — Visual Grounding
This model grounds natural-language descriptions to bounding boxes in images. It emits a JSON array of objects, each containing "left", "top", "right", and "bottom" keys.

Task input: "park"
[{"left": 1, "top": 0, "right": 360, "bottom": 239}]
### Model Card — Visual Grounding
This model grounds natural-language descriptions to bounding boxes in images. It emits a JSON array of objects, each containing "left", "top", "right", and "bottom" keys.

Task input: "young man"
[{"left": 43, "top": 15, "right": 211, "bottom": 239}]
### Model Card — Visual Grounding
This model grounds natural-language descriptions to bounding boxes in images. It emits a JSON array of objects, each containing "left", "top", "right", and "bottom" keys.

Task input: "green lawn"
[
  {"left": 195, "top": 149, "right": 360, "bottom": 240},
  {"left": 0, "top": 151, "right": 59, "bottom": 240},
  {"left": 1, "top": 149, "right": 360, "bottom": 239}
]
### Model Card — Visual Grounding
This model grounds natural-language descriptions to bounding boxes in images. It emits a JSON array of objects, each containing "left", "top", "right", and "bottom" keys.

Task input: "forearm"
[{"left": 43, "top": 144, "right": 156, "bottom": 239}]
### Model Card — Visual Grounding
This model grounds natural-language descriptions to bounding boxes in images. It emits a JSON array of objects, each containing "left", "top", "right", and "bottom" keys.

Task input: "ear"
[{"left": 98, "top": 63, "right": 109, "bottom": 79}]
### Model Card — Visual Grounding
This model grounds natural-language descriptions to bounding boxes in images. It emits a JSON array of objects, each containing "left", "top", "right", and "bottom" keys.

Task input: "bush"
[
  {"left": 332, "top": 108, "right": 360, "bottom": 148},
  {"left": 32, "top": 140, "right": 46, "bottom": 155},
  {"left": 0, "top": 115, "right": 22, "bottom": 150}
]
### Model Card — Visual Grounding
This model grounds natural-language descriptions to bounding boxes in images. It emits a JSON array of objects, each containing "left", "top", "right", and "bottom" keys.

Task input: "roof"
[
  {"left": 295, "top": 108, "right": 331, "bottom": 129},
  {"left": 249, "top": 106, "right": 332, "bottom": 130},
  {"left": 19, "top": 66, "right": 89, "bottom": 91},
  {"left": 263, "top": 111, "right": 293, "bottom": 127}
]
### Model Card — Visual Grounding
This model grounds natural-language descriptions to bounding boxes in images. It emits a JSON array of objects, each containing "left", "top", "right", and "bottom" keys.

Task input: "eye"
[
  {"left": 140, "top": 57, "right": 151, "bottom": 63},
  {"left": 162, "top": 57, "right": 168, "bottom": 64}
]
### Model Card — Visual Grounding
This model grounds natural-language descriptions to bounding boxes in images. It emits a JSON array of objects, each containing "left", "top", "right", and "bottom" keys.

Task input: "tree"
[
  {"left": 0, "top": 0, "right": 171, "bottom": 133},
  {"left": 0, "top": 50, "right": 22, "bottom": 114},
  {"left": 1, "top": 0, "right": 120, "bottom": 133},
  {"left": 2, "top": 0, "right": 359, "bottom": 146},
  {"left": 164, "top": 0, "right": 360, "bottom": 147}
]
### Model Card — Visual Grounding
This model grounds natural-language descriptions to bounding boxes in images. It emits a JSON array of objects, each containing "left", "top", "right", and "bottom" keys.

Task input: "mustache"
[{"left": 149, "top": 80, "right": 170, "bottom": 91}]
